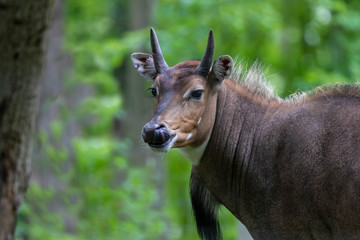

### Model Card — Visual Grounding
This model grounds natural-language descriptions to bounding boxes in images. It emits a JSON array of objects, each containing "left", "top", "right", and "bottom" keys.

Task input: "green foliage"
[
  {"left": 154, "top": 0, "right": 360, "bottom": 95},
  {"left": 17, "top": 0, "right": 360, "bottom": 239},
  {"left": 17, "top": 0, "right": 171, "bottom": 239}
]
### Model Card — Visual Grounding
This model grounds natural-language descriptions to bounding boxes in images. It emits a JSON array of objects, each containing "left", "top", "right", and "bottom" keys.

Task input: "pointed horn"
[
  {"left": 150, "top": 28, "right": 168, "bottom": 74},
  {"left": 195, "top": 29, "right": 214, "bottom": 77}
]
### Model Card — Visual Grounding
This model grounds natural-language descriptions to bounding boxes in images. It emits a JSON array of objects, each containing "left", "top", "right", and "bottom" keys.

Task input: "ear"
[
  {"left": 131, "top": 53, "right": 157, "bottom": 81},
  {"left": 208, "top": 55, "right": 233, "bottom": 90}
]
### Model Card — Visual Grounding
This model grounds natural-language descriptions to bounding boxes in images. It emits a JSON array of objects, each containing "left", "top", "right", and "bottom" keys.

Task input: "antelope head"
[{"left": 131, "top": 28, "right": 233, "bottom": 163}]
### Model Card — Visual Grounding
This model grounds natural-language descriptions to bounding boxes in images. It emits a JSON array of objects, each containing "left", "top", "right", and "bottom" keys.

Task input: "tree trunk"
[{"left": 0, "top": 1, "right": 51, "bottom": 239}]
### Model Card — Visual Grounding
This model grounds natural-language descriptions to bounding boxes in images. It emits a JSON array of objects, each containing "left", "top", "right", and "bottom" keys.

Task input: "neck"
[
  {"left": 179, "top": 137, "right": 210, "bottom": 165},
  {"left": 193, "top": 80, "right": 271, "bottom": 219}
]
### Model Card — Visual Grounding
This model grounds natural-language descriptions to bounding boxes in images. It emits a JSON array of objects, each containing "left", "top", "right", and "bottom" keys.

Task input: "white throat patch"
[{"left": 179, "top": 137, "right": 209, "bottom": 165}]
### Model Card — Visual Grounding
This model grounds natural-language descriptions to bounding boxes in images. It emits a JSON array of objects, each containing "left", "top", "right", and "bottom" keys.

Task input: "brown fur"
[
  {"left": 132, "top": 29, "right": 360, "bottom": 240},
  {"left": 193, "top": 77, "right": 360, "bottom": 239},
  {"left": 152, "top": 60, "right": 218, "bottom": 148}
]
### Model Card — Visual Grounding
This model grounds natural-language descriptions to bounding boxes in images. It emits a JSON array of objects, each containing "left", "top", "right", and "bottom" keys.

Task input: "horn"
[
  {"left": 195, "top": 29, "right": 214, "bottom": 77},
  {"left": 150, "top": 28, "right": 168, "bottom": 74}
]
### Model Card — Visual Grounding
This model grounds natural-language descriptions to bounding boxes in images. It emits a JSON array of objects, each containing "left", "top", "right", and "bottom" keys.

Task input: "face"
[
  {"left": 142, "top": 61, "right": 218, "bottom": 152},
  {"left": 131, "top": 28, "right": 233, "bottom": 153}
]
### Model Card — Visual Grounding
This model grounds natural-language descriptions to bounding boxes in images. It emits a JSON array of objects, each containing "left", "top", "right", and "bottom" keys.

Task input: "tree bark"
[{"left": 0, "top": 1, "right": 51, "bottom": 239}]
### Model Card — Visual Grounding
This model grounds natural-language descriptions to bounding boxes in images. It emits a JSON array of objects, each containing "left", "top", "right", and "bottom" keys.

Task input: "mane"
[
  {"left": 229, "top": 60, "right": 360, "bottom": 103},
  {"left": 286, "top": 83, "right": 360, "bottom": 103},
  {"left": 229, "top": 60, "right": 280, "bottom": 101}
]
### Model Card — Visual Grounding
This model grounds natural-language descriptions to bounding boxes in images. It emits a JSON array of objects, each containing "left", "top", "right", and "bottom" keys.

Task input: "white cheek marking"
[
  {"left": 183, "top": 89, "right": 191, "bottom": 99},
  {"left": 197, "top": 118, "right": 202, "bottom": 125},
  {"left": 186, "top": 133, "right": 192, "bottom": 141}
]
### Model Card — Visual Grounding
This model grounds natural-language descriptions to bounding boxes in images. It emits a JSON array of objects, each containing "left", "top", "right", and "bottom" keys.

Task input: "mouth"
[{"left": 148, "top": 135, "right": 177, "bottom": 153}]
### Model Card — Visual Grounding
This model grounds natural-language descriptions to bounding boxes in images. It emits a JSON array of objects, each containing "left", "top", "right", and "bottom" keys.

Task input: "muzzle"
[{"left": 142, "top": 122, "right": 171, "bottom": 147}]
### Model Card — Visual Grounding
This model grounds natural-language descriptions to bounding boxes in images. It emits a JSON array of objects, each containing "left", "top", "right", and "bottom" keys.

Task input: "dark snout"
[{"left": 142, "top": 122, "right": 171, "bottom": 147}]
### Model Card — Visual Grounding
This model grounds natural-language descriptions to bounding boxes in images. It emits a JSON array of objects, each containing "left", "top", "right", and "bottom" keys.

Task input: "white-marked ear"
[
  {"left": 131, "top": 53, "right": 157, "bottom": 81},
  {"left": 208, "top": 55, "right": 233, "bottom": 90}
]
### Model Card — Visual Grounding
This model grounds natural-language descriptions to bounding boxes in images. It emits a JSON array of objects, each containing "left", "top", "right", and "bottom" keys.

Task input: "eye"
[
  {"left": 147, "top": 87, "right": 157, "bottom": 97},
  {"left": 190, "top": 89, "right": 204, "bottom": 100}
]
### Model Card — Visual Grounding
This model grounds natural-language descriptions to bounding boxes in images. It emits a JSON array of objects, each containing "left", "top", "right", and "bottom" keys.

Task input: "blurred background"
[{"left": 15, "top": 0, "right": 359, "bottom": 239}]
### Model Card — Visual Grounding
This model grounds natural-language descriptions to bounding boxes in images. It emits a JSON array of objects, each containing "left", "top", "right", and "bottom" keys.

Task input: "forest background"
[{"left": 14, "top": 0, "right": 360, "bottom": 239}]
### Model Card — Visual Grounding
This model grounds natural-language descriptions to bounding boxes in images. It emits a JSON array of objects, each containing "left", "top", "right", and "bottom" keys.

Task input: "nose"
[{"left": 142, "top": 122, "right": 171, "bottom": 146}]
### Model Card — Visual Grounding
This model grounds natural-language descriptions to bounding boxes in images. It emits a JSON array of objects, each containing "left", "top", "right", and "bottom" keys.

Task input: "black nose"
[{"left": 142, "top": 122, "right": 171, "bottom": 146}]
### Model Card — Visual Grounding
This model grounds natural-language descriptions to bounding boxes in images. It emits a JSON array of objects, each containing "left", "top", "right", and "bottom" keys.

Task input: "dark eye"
[
  {"left": 147, "top": 87, "right": 157, "bottom": 97},
  {"left": 190, "top": 90, "right": 204, "bottom": 100}
]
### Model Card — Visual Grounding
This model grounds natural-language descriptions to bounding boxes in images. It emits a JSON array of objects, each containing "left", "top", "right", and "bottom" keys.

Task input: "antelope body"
[{"left": 131, "top": 28, "right": 360, "bottom": 240}]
